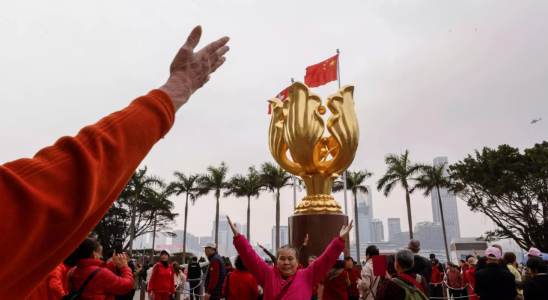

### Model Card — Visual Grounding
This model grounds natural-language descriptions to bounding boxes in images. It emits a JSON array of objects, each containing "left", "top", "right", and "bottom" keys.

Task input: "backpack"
[
  {"left": 391, "top": 274, "right": 429, "bottom": 300},
  {"left": 61, "top": 269, "right": 101, "bottom": 300}
]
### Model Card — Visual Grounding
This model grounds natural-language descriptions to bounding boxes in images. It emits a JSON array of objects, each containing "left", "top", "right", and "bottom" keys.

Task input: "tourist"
[
  {"left": 187, "top": 257, "right": 203, "bottom": 300},
  {"left": 308, "top": 256, "right": 319, "bottom": 300},
  {"left": 408, "top": 239, "right": 431, "bottom": 292},
  {"left": 322, "top": 259, "right": 350, "bottom": 300},
  {"left": 69, "top": 237, "right": 134, "bottom": 299},
  {"left": 523, "top": 257, "right": 548, "bottom": 300},
  {"left": 376, "top": 249, "right": 428, "bottom": 300},
  {"left": 133, "top": 263, "right": 142, "bottom": 295},
  {"left": 203, "top": 241, "right": 227, "bottom": 300},
  {"left": 430, "top": 260, "right": 443, "bottom": 299},
  {"left": 228, "top": 215, "right": 353, "bottom": 300},
  {"left": 474, "top": 247, "right": 517, "bottom": 300},
  {"left": 173, "top": 262, "right": 187, "bottom": 300},
  {"left": 143, "top": 261, "right": 151, "bottom": 283},
  {"left": 446, "top": 262, "right": 464, "bottom": 299},
  {"left": 344, "top": 256, "right": 360, "bottom": 300},
  {"left": 516, "top": 247, "right": 543, "bottom": 292},
  {"left": 502, "top": 252, "right": 523, "bottom": 297},
  {"left": 116, "top": 252, "right": 136, "bottom": 300},
  {"left": 258, "top": 235, "right": 308, "bottom": 265},
  {"left": 148, "top": 249, "right": 176, "bottom": 300},
  {"left": 458, "top": 258, "right": 470, "bottom": 298},
  {"left": 464, "top": 257, "right": 479, "bottom": 300},
  {"left": 357, "top": 245, "right": 381, "bottom": 300},
  {"left": 222, "top": 255, "right": 260, "bottom": 300},
  {"left": 0, "top": 26, "right": 230, "bottom": 299},
  {"left": 430, "top": 254, "right": 445, "bottom": 279}
]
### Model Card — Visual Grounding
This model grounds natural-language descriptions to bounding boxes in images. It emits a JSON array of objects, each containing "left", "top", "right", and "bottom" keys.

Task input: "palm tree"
[
  {"left": 141, "top": 185, "right": 178, "bottom": 262},
  {"left": 376, "top": 150, "right": 421, "bottom": 239},
  {"left": 224, "top": 167, "right": 263, "bottom": 242},
  {"left": 333, "top": 169, "right": 373, "bottom": 264},
  {"left": 411, "top": 162, "right": 452, "bottom": 261},
  {"left": 127, "top": 167, "right": 165, "bottom": 252},
  {"left": 261, "top": 162, "right": 294, "bottom": 250},
  {"left": 197, "top": 162, "right": 229, "bottom": 247},
  {"left": 170, "top": 172, "right": 201, "bottom": 264}
]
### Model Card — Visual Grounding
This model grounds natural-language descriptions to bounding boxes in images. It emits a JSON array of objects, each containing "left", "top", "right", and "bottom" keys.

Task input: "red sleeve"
[
  {"left": 106, "top": 261, "right": 118, "bottom": 274},
  {"left": 222, "top": 273, "right": 228, "bottom": 297},
  {"left": 303, "top": 237, "right": 346, "bottom": 286},
  {"left": 0, "top": 90, "right": 175, "bottom": 300},
  {"left": 148, "top": 264, "right": 157, "bottom": 293},
  {"left": 47, "top": 266, "right": 65, "bottom": 299},
  {"left": 248, "top": 275, "right": 259, "bottom": 300},
  {"left": 103, "top": 266, "right": 134, "bottom": 295},
  {"left": 207, "top": 260, "right": 220, "bottom": 294}
]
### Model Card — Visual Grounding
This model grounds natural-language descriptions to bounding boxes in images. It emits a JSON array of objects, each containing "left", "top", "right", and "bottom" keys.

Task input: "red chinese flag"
[
  {"left": 268, "top": 86, "right": 290, "bottom": 114},
  {"left": 304, "top": 54, "right": 338, "bottom": 88}
]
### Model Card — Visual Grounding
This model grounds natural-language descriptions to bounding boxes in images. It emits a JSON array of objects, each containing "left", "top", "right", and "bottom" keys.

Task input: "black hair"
[
  {"left": 366, "top": 245, "right": 379, "bottom": 258},
  {"left": 192, "top": 257, "right": 198, "bottom": 262},
  {"left": 527, "top": 257, "right": 548, "bottom": 273},
  {"left": 344, "top": 256, "right": 354, "bottom": 261},
  {"left": 465, "top": 255, "right": 474, "bottom": 262},
  {"left": 235, "top": 255, "right": 247, "bottom": 271},
  {"left": 332, "top": 260, "right": 345, "bottom": 269},
  {"left": 74, "top": 237, "right": 102, "bottom": 260},
  {"left": 63, "top": 251, "right": 78, "bottom": 267},
  {"left": 107, "top": 250, "right": 114, "bottom": 259},
  {"left": 430, "top": 254, "right": 436, "bottom": 259},
  {"left": 146, "top": 260, "right": 150, "bottom": 263}
]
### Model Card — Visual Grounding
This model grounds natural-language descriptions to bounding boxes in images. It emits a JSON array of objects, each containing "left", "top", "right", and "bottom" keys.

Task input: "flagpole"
[
  {"left": 337, "top": 49, "right": 349, "bottom": 216},
  {"left": 291, "top": 78, "right": 297, "bottom": 210}
]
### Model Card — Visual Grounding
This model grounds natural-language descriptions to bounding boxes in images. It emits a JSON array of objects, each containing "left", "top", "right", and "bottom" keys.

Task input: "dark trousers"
[
  {"left": 310, "top": 296, "right": 318, "bottom": 300},
  {"left": 348, "top": 297, "right": 359, "bottom": 300},
  {"left": 429, "top": 285, "right": 443, "bottom": 298},
  {"left": 449, "top": 290, "right": 461, "bottom": 299},
  {"left": 189, "top": 281, "right": 200, "bottom": 300}
]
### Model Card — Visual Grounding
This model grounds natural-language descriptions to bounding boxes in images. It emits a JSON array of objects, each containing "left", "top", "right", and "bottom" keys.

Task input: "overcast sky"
[{"left": 1, "top": 0, "right": 546, "bottom": 248}]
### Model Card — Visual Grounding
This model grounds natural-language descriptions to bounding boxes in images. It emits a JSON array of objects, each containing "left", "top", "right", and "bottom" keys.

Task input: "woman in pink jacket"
[{"left": 227, "top": 216, "right": 353, "bottom": 300}]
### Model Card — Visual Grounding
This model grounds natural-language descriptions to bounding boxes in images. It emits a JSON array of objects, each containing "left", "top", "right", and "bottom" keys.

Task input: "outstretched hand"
[
  {"left": 257, "top": 243, "right": 265, "bottom": 250},
  {"left": 339, "top": 220, "right": 353, "bottom": 239},
  {"left": 227, "top": 216, "right": 239, "bottom": 236},
  {"left": 303, "top": 233, "right": 309, "bottom": 246},
  {"left": 160, "top": 25, "right": 230, "bottom": 111}
]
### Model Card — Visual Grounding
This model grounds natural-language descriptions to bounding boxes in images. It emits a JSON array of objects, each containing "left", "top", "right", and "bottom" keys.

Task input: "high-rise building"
[
  {"left": 387, "top": 218, "right": 401, "bottom": 242},
  {"left": 352, "top": 186, "right": 373, "bottom": 243},
  {"left": 211, "top": 215, "right": 241, "bottom": 256},
  {"left": 271, "top": 226, "right": 289, "bottom": 251},
  {"left": 391, "top": 221, "right": 445, "bottom": 250},
  {"left": 431, "top": 157, "right": 461, "bottom": 250},
  {"left": 371, "top": 219, "right": 384, "bottom": 242}
]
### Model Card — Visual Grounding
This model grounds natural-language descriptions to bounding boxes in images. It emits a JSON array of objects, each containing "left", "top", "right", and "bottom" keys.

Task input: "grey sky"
[{"left": 1, "top": 0, "right": 546, "bottom": 248}]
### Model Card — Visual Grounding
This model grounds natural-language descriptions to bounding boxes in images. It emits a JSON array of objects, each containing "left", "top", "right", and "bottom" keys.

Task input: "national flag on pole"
[
  {"left": 268, "top": 86, "right": 291, "bottom": 114},
  {"left": 304, "top": 54, "right": 338, "bottom": 88}
]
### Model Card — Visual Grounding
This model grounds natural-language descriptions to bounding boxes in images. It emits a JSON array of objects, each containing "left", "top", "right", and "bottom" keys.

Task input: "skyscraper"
[
  {"left": 272, "top": 226, "right": 289, "bottom": 251},
  {"left": 371, "top": 219, "right": 384, "bottom": 242},
  {"left": 387, "top": 218, "right": 401, "bottom": 242},
  {"left": 211, "top": 215, "right": 241, "bottom": 256},
  {"left": 352, "top": 186, "right": 373, "bottom": 243},
  {"left": 431, "top": 157, "right": 461, "bottom": 250}
]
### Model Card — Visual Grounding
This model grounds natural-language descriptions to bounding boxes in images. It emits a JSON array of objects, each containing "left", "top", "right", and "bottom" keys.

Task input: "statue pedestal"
[{"left": 288, "top": 213, "right": 350, "bottom": 267}]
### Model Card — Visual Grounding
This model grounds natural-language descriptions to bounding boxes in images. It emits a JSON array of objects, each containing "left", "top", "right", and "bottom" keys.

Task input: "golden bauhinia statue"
[{"left": 268, "top": 82, "right": 359, "bottom": 214}]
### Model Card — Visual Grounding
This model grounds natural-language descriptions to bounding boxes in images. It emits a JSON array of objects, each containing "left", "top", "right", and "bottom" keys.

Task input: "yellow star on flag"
[{"left": 330, "top": 60, "right": 335, "bottom": 66}]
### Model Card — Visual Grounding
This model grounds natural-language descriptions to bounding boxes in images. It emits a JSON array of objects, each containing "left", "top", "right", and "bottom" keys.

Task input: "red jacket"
[
  {"left": 71, "top": 259, "right": 133, "bottom": 300},
  {"left": 322, "top": 270, "right": 349, "bottom": 300},
  {"left": 464, "top": 268, "right": 479, "bottom": 300},
  {"left": 0, "top": 90, "right": 175, "bottom": 300},
  {"left": 148, "top": 263, "right": 176, "bottom": 295},
  {"left": 446, "top": 269, "right": 464, "bottom": 289},
  {"left": 345, "top": 268, "right": 360, "bottom": 297},
  {"left": 222, "top": 269, "right": 260, "bottom": 300},
  {"left": 47, "top": 264, "right": 68, "bottom": 300},
  {"left": 431, "top": 266, "right": 442, "bottom": 284}
]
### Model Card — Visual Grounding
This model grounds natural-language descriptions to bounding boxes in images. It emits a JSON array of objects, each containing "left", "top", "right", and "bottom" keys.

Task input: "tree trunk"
[
  {"left": 437, "top": 186, "right": 451, "bottom": 263},
  {"left": 129, "top": 193, "right": 138, "bottom": 252},
  {"left": 183, "top": 193, "right": 189, "bottom": 264},
  {"left": 405, "top": 190, "right": 414, "bottom": 239},
  {"left": 215, "top": 194, "right": 220, "bottom": 247},
  {"left": 276, "top": 189, "right": 280, "bottom": 250},
  {"left": 353, "top": 190, "right": 361, "bottom": 264},
  {"left": 150, "top": 213, "right": 157, "bottom": 263},
  {"left": 247, "top": 196, "right": 251, "bottom": 241}
]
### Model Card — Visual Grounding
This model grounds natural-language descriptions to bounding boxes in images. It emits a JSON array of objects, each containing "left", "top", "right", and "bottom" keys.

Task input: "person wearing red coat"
[
  {"left": 148, "top": 250, "right": 176, "bottom": 300},
  {"left": 344, "top": 257, "right": 360, "bottom": 300},
  {"left": 464, "top": 258, "right": 479, "bottom": 300},
  {"left": 222, "top": 256, "right": 260, "bottom": 300},
  {"left": 322, "top": 261, "right": 350, "bottom": 300},
  {"left": 69, "top": 237, "right": 134, "bottom": 300},
  {"left": 430, "top": 260, "right": 443, "bottom": 299}
]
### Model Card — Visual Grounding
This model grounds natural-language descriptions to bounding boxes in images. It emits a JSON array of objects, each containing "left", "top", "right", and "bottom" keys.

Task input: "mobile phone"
[
  {"left": 114, "top": 238, "right": 123, "bottom": 255},
  {"left": 386, "top": 255, "right": 396, "bottom": 274}
]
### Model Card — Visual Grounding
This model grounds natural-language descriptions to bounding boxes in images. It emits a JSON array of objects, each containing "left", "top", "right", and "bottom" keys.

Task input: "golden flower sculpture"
[{"left": 268, "top": 82, "right": 359, "bottom": 214}]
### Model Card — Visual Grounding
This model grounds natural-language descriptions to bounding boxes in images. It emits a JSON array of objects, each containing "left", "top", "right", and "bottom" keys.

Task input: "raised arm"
[
  {"left": 0, "top": 26, "right": 229, "bottom": 300},
  {"left": 303, "top": 221, "right": 353, "bottom": 286},
  {"left": 257, "top": 243, "right": 277, "bottom": 264},
  {"left": 228, "top": 216, "right": 270, "bottom": 286}
]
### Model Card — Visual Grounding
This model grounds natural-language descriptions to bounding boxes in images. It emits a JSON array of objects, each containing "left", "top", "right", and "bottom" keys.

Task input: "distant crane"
[{"left": 531, "top": 118, "right": 542, "bottom": 124}]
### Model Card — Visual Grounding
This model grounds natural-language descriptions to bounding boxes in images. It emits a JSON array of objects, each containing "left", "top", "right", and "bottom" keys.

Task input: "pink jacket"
[{"left": 233, "top": 233, "right": 346, "bottom": 300}]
